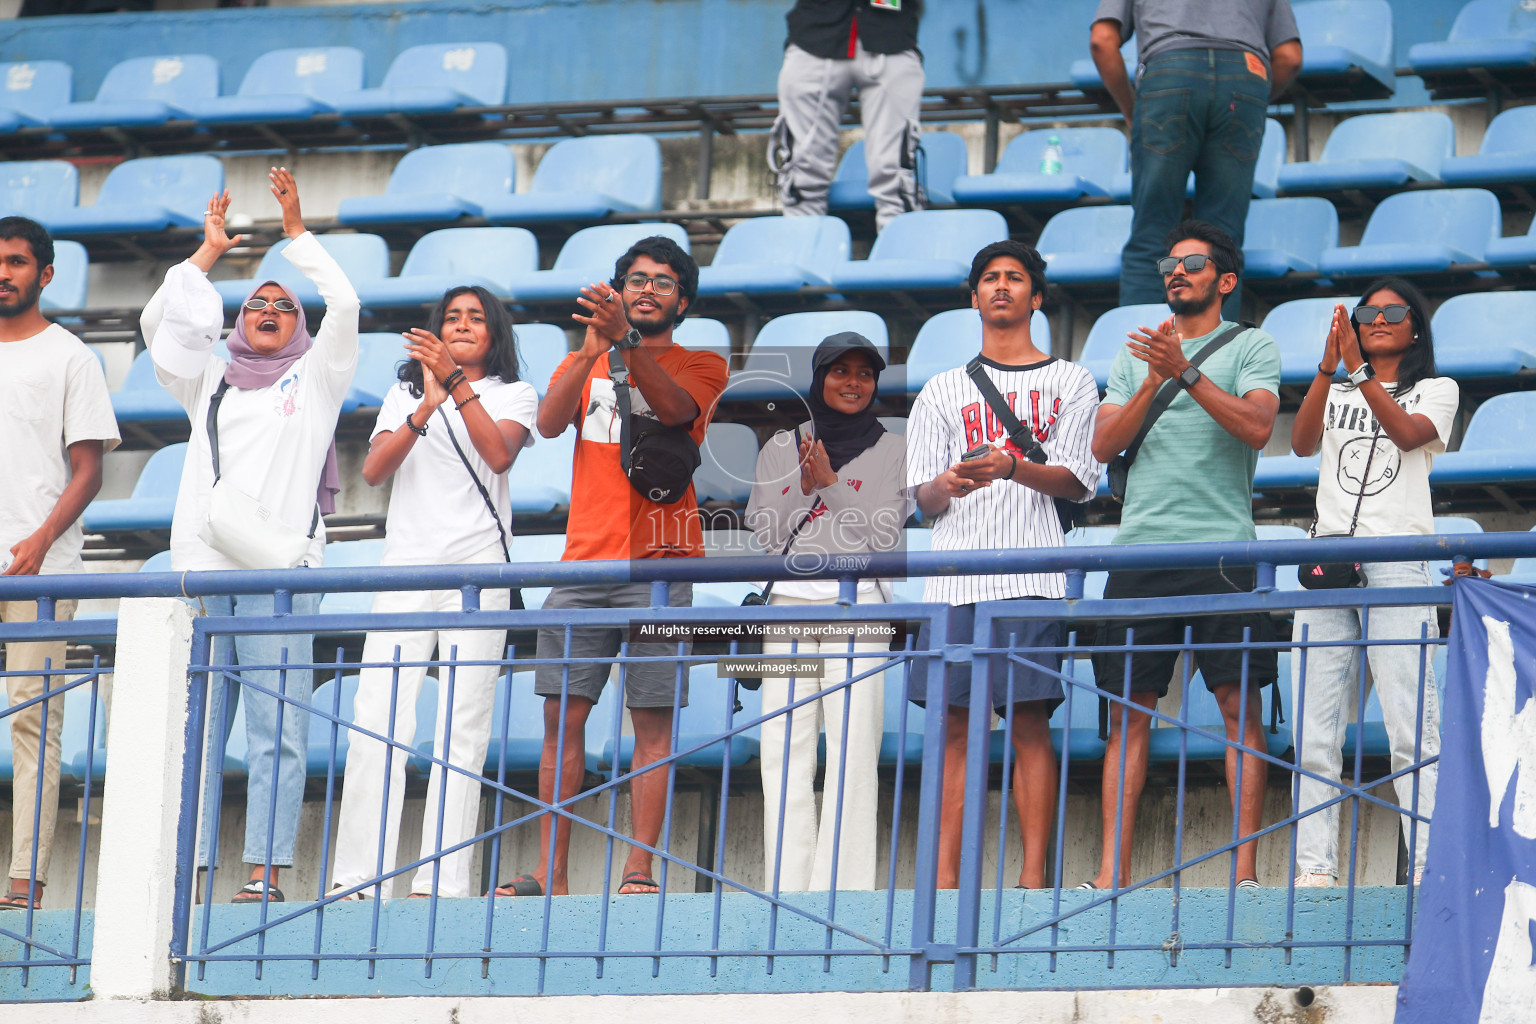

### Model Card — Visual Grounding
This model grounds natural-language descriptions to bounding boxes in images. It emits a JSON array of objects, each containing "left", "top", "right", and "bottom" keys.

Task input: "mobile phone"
[{"left": 961, "top": 444, "right": 992, "bottom": 462}]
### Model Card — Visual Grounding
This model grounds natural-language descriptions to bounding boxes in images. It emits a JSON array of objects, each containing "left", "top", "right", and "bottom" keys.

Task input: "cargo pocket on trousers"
[
  {"left": 901, "top": 118, "right": 925, "bottom": 211},
  {"left": 767, "top": 115, "right": 798, "bottom": 203}
]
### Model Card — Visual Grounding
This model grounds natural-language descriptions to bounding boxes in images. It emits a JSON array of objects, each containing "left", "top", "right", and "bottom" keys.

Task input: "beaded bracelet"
[
  {"left": 442, "top": 368, "right": 466, "bottom": 392},
  {"left": 405, "top": 412, "right": 428, "bottom": 436},
  {"left": 455, "top": 391, "right": 481, "bottom": 412}
]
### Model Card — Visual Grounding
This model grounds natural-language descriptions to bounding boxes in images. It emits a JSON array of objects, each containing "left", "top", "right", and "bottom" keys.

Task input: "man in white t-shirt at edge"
[
  {"left": 906, "top": 240, "right": 1101, "bottom": 889},
  {"left": 0, "top": 216, "right": 121, "bottom": 910},
  {"left": 1288, "top": 277, "right": 1455, "bottom": 889},
  {"left": 1087, "top": 220, "right": 1281, "bottom": 892}
]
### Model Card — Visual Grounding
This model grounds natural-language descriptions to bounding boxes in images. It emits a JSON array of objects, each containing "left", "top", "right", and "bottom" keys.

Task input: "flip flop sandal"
[
  {"left": 491, "top": 874, "right": 543, "bottom": 897},
  {"left": 327, "top": 884, "right": 370, "bottom": 902},
  {"left": 234, "top": 880, "right": 285, "bottom": 903},
  {"left": 617, "top": 871, "right": 660, "bottom": 894},
  {"left": 0, "top": 892, "right": 41, "bottom": 910},
  {"left": 1075, "top": 881, "right": 1099, "bottom": 890}
]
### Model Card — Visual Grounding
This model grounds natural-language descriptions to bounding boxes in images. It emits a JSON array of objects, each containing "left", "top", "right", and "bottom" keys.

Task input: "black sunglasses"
[
  {"left": 243, "top": 297, "right": 298, "bottom": 313},
  {"left": 1156, "top": 253, "right": 1216, "bottom": 275},
  {"left": 1352, "top": 304, "right": 1411, "bottom": 325}
]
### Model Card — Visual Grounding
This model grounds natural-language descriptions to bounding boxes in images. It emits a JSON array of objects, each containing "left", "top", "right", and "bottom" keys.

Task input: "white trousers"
[
  {"left": 760, "top": 592, "right": 887, "bottom": 891},
  {"left": 331, "top": 546, "right": 510, "bottom": 897}
]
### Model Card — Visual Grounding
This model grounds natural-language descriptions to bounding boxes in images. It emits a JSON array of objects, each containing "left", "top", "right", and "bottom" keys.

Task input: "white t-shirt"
[
  {"left": 745, "top": 424, "right": 912, "bottom": 601},
  {"left": 1311, "top": 377, "right": 1459, "bottom": 538},
  {"left": 146, "top": 232, "right": 359, "bottom": 571},
  {"left": 906, "top": 356, "right": 1101, "bottom": 605},
  {"left": 0, "top": 323, "right": 121, "bottom": 574},
  {"left": 372, "top": 377, "right": 537, "bottom": 565}
]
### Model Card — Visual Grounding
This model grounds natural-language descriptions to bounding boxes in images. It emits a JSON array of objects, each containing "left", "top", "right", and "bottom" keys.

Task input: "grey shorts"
[{"left": 534, "top": 583, "right": 694, "bottom": 708}]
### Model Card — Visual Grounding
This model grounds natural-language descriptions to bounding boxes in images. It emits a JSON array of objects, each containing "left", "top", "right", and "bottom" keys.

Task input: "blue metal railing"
[{"left": 1, "top": 530, "right": 1531, "bottom": 999}]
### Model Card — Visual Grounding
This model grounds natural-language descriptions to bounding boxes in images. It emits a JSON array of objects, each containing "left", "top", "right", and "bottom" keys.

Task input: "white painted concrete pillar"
[{"left": 90, "top": 598, "right": 194, "bottom": 999}]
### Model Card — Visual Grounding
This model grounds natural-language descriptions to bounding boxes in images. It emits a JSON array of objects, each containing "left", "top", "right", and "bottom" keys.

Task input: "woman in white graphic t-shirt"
[
  {"left": 1289, "top": 276, "right": 1457, "bottom": 891},
  {"left": 146, "top": 170, "right": 358, "bottom": 905},
  {"left": 329, "top": 285, "right": 537, "bottom": 901}
]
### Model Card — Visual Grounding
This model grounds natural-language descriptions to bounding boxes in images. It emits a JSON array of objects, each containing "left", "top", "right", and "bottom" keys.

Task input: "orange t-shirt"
[{"left": 550, "top": 343, "right": 728, "bottom": 561}]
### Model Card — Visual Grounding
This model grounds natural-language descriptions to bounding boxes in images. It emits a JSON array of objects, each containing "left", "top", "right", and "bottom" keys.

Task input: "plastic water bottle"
[{"left": 1039, "top": 134, "right": 1064, "bottom": 175}]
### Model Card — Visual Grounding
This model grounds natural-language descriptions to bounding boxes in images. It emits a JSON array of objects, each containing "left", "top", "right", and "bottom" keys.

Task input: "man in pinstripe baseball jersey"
[
  {"left": 906, "top": 240, "right": 1102, "bottom": 888},
  {"left": 1084, "top": 220, "right": 1281, "bottom": 891}
]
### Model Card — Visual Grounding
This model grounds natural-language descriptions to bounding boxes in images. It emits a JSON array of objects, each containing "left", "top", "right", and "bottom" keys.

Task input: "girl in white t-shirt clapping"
[
  {"left": 146, "top": 170, "right": 358, "bottom": 904},
  {"left": 1289, "top": 276, "right": 1456, "bottom": 890},
  {"left": 329, "top": 285, "right": 537, "bottom": 900}
]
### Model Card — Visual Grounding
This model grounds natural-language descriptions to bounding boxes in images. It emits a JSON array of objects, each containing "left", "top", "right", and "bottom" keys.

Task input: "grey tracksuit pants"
[{"left": 771, "top": 41, "right": 925, "bottom": 230}]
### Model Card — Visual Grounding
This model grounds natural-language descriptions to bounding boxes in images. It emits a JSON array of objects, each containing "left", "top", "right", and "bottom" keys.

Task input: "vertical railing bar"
[
  {"left": 1344, "top": 604, "right": 1371, "bottom": 983},
  {"left": 824, "top": 637, "right": 856, "bottom": 974},
  {"left": 1107, "top": 624, "right": 1136, "bottom": 971},
  {"left": 252, "top": 645, "right": 292, "bottom": 981},
  {"left": 197, "top": 646, "right": 236, "bottom": 982},
  {"left": 990, "top": 631, "right": 1019, "bottom": 974},
  {"left": 767, "top": 642, "right": 798, "bottom": 977},
  {"left": 423, "top": 647, "right": 460, "bottom": 979},
  {"left": 540, "top": 625, "right": 576, "bottom": 995},
  {"left": 1171, "top": 626, "right": 1193, "bottom": 970},
  {"left": 311, "top": 645, "right": 346, "bottom": 982},
  {"left": 1286, "top": 624, "right": 1310, "bottom": 969},
  {"left": 648, "top": 642, "right": 685, "bottom": 979},
  {"left": 1049, "top": 632, "right": 1080, "bottom": 974},
  {"left": 1223, "top": 626, "right": 1253, "bottom": 970},
  {"left": 707, "top": 671, "right": 737, "bottom": 978},
  {"left": 883, "top": 634, "right": 916, "bottom": 973},
  {"left": 595, "top": 641, "right": 626, "bottom": 980},
  {"left": 367, "top": 647, "right": 405, "bottom": 980},
  {"left": 482, "top": 641, "right": 516, "bottom": 979},
  {"left": 70, "top": 660, "right": 102, "bottom": 984}
]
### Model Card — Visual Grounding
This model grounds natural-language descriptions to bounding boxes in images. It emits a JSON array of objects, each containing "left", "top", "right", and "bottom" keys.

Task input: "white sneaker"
[{"left": 1294, "top": 872, "right": 1336, "bottom": 888}]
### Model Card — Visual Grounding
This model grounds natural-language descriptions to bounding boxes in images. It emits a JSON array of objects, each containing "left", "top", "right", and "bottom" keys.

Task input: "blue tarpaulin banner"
[{"left": 1397, "top": 579, "right": 1536, "bottom": 1023}]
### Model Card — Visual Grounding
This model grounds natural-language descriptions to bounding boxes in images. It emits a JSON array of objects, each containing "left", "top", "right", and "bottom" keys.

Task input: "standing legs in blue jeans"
[
  {"left": 1121, "top": 49, "right": 1270, "bottom": 319},
  {"left": 196, "top": 592, "right": 320, "bottom": 897}
]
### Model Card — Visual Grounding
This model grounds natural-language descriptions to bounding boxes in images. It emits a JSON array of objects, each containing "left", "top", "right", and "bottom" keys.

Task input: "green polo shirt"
[{"left": 1105, "top": 321, "right": 1281, "bottom": 545}]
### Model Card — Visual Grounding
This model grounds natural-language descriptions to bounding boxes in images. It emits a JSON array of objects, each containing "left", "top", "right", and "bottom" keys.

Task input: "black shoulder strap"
[
  {"left": 435, "top": 407, "right": 511, "bottom": 562},
  {"left": 608, "top": 350, "right": 632, "bottom": 474},
  {"left": 963, "top": 358, "right": 1049, "bottom": 463},
  {"left": 1122, "top": 322, "right": 1249, "bottom": 467},
  {"left": 206, "top": 376, "right": 319, "bottom": 539}
]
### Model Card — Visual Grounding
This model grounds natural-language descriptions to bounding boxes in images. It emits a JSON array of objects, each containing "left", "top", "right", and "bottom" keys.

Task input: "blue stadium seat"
[
  {"left": 341, "top": 334, "right": 406, "bottom": 413},
  {"left": 1317, "top": 189, "right": 1500, "bottom": 277},
  {"left": 1253, "top": 452, "right": 1321, "bottom": 490},
  {"left": 1431, "top": 392, "right": 1536, "bottom": 486},
  {"left": 356, "top": 227, "right": 535, "bottom": 308},
  {"left": 0, "top": 159, "right": 77, "bottom": 221},
  {"left": 1069, "top": 36, "right": 1136, "bottom": 90},
  {"left": 0, "top": 60, "right": 72, "bottom": 132},
  {"left": 82, "top": 443, "right": 186, "bottom": 533},
  {"left": 829, "top": 130, "right": 968, "bottom": 210},
  {"left": 42, "top": 154, "right": 222, "bottom": 236},
  {"left": 332, "top": 42, "right": 507, "bottom": 116},
  {"left": 514, "top": 322, "right": 570, "bottom": 398},
  {"left": 882, "top": 307, "right": 1050, "bottom": 398},
  {"left": 189, "top": 47, "right": 364, "bottom": 125},
  {"left": 1429, "top": 292, "right": 1536, "bottom": 377},
  {"left": 338, "top": 142, "right": 515, "bottom": 226},
  {"left": 697, "top": 215, "right": 850, "bottom": 295},
  {"left": 1038, "top": 205, "right": 1131, "bottom": 285},
  {"left": 481, "top": 135, "right": 662, "bottom": 224},
  {"left": 506, "top": 427, "right": 575, "bottom": 513},
  {"left": 508, "top": 532, "right": 568, "bottom": 611},
  {"left": 112, "top": 349, "right": 188, "bottom": 425},
  {"left": 598, "top": 664, "right": 761, "bottom": 770},
  {"left": 484, "top": 671, "right": 551, "bottom": 773},
  {"left": 316, "top": 539, "right": 387, "bottom": 617},
  {"left": 1260, "top": 296, "right": 1359, "bottom": 385},
  {"left": 888, "top": 526, "right": 931, "bottom": 604},
  {"left": 1442, "top": 105, "right": 1536, "bottom": 187},
  {"left": 828, "top": 210, "right": 1007, "bottom": 292},
  {"left": 505, "top": 222, "right": 689, "bottom": 304},
  {"left": 673, "top": 317, "right": 731, "bottom": 360},
  {"left": 1079, "top": 303, "right": 1170, "bottom": 389},
  {"left": 694, "top": 422, "right": 758, "bottom": 504},
  {"left": 1496, "top": 527, "right": 1536, "bottom": 583},
  {"left": 1428, "top": 515, "right": 1488, "bottom": 582},
  {"left": 1482, "top": 214, "right": 1536, "bottom": 268},
  {"left": 1109, "top": 119, "right": 1288, "bottom": 202},
  {"left": 879, "top": 666, "right": 925, "bottom": 766},
  {"left": 1148, "top": 658, "right": 1293, "bottom": 761},
  {"left": 1277, "top": 112, "right": 1454, "bottom": 193},
  {"left": 1408, "top": 1, "right": 1536, "bottom": 95},
  {"left": 1051, "top": 658, "right": 1108, "bottom": 761},
  {"left": 305, "top": 676, "right": 359, "bottom": 777},
  {"left": 1243, "top": 197, "right": 1339, "bottom": 278},
  {"left": 727, "top": 310, "right": 888, "bottom": 401},
  {"left": 1293, "top": 0, "right": 1397, "bottom": 99},
  {"left": 952, "top": 127, "right": 1125, "bottom": 205},
  {"left": 40, "top": 240, "right": 88, "bottom": 311},
  {"left": 214, "top": 232, "right": 389, "bottom": 308},
  {"left": 65, "top": 682, "right": 110, "bottom": 785},
  {"left": 48, "top": 55, "right": 218, "bottom": 130}
]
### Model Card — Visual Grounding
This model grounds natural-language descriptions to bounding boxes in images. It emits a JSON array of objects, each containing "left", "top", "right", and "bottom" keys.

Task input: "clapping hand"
[
  {"left": 798, "top": 435, "right": 837, "bottom": 495},
  {"left": 403, "top": 328, "right": 458, "bottom": 411},
  {"left": 1126, "top": 316, "right": 1187, "bottom": 386},
  {"left": 574, "top": 281, "right": 630, "bottom": 352},
  {"left": 1320, "top": 303, "right": 1350, "bottom": 376}
]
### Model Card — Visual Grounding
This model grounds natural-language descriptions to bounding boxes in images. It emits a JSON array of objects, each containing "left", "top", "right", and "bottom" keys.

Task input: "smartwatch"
[
  {"left": 1347, "top": 362, "right": 1376, "bottom": 386},
  {"left": 1178, "top": 365, "right": 1203, "bottom": 390},
  {"left": 613, "top": 327, "right": 644, "bottom": 350}
]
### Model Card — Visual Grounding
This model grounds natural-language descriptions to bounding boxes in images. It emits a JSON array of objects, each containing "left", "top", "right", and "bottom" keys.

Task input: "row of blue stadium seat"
[{"left": 0, "top": 43, "right": 507, "bottom": 134}]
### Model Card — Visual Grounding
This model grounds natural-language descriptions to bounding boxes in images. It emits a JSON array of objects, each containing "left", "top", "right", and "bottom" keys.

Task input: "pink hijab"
[{"left": 225, "top": 280, "right": 340, "bottom": 514}]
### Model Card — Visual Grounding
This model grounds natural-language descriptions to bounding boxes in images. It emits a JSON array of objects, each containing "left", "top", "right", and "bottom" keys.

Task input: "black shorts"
[
  {"left": 909, "top": 602, "right": 1065, "bottom": 711},
  {"left": 1091, "top": 568, "right": 1277, "bottom": 699}
]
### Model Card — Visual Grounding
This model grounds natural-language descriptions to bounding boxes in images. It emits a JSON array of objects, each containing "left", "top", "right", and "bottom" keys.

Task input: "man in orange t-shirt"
[{"left": 494, "top": 236, "right": 726, "bottom": 900}]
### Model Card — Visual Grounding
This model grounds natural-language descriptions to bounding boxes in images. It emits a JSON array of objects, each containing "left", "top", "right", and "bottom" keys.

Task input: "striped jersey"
[{"left": 906, "top": 356, "right": 1101, "bottom": 605}]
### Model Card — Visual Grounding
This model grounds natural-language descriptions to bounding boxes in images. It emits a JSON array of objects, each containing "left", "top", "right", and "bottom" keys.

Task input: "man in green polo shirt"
[{"left": 1083, "top": 220, "right": 1281, "bottom": 891}]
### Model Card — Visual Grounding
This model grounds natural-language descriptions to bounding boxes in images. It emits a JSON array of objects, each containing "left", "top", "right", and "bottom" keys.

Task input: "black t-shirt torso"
[{"left": 786, "top": 0, "right": 922, "bottom": 59}]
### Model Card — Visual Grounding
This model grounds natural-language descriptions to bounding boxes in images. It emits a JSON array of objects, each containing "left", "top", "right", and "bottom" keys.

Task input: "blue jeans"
[
  {"left": 196, "top": 592, "right": 320, "bottom": 868},
  {"left": 1121, "top": 48, "right": 1270, "bottom": 319}
]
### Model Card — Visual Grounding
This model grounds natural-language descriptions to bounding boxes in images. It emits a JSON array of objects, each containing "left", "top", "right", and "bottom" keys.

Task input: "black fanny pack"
[
  {"left": 1299, "top": 426, "right": 1381, "bottom": 591},
  {"left": 609, "top": 351, "right": 700, "bottom": 505}
]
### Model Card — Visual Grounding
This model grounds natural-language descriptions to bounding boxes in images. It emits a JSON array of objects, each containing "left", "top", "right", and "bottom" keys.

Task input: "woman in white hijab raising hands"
[{"left": 144, "top": 168, "right": 359, "bottom": 904}]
